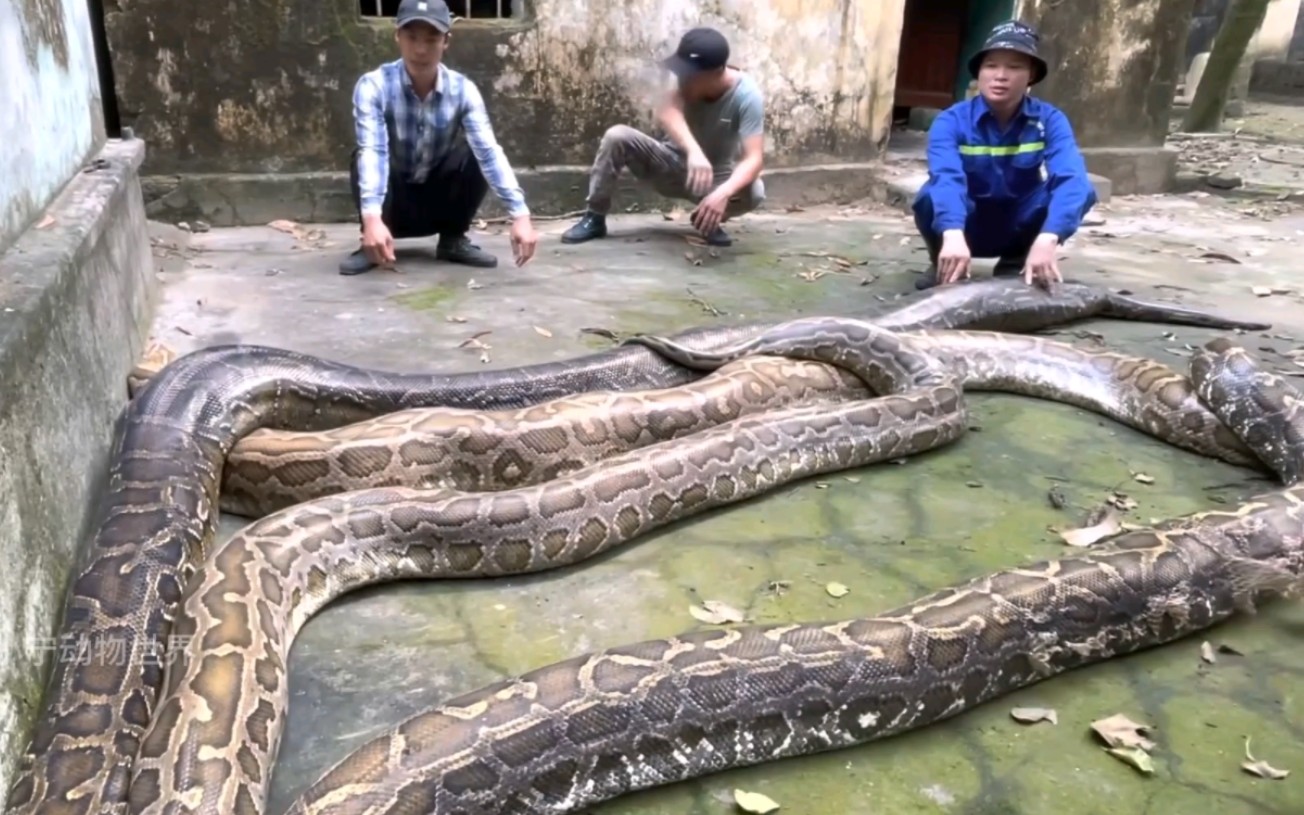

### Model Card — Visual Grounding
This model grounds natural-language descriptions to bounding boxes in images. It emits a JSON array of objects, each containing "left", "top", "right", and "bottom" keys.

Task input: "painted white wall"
[{"left": 0, "top": 0, "right": 105, "bottom": 250}]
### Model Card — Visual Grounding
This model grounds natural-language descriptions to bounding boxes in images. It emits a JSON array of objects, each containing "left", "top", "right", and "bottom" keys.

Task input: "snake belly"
[
  {"left": 276, "top": 335, "right": 1304, "bottom": 815},
  {"left": 4, "top": 279, "right": 1271, "bottom": 815},
  {"left": 126, "top": 319, "right": 966, "bottom": 814},
  {"left": 209, "top": 330, "right": 1261, "bottom": 519}
]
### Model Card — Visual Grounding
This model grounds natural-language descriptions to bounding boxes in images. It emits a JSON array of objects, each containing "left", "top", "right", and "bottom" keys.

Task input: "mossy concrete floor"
[{"left": 144, "top": 192, "right": 1304, "bottom": 814}]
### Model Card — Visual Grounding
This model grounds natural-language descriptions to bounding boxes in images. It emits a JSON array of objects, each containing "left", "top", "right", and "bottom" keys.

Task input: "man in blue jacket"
[{"left": 912, "top": 21, "right": 1097, "bottom": 290}]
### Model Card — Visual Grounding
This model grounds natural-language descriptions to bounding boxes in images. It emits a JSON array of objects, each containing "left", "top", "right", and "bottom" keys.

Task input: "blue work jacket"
[{"left": 915, "top": 94, "right": 1097, "bottom": 244}]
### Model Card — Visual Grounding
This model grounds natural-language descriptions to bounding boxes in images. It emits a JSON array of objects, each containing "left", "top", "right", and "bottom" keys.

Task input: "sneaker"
[
  {"left": 339, "top": 249, "right": 377, "bottom": 276},
  {"left": 704, "top": 227, "right": 732, "bottom": 247},
  {"left": 436, "top": 235, "right": 498, "bottom": 268},
  {"left": 914, "top": 264, "right": 939, "bottom": 290},
  {"left": 993, "top": 255, "right": 1027, "bottom": 277},
  {"left": 560, "top": 212, "right": 608, "bottom": 244}
]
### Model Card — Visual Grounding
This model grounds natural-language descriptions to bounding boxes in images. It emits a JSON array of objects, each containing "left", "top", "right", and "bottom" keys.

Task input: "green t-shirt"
[{"left": 680, "top": 72, "right": 765, "bottom": 173}]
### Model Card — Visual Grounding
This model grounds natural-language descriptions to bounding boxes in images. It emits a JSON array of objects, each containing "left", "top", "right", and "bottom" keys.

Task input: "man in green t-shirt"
[{"left": 561, "top": 27, "right": 766, "bottom": 247}]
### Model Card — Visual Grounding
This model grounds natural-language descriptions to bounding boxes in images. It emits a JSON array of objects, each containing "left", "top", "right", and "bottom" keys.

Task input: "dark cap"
[
  {"left": 968, "top": 20, "right": 1048, "bottom": 85},
  {"left": 395, "top": 0, "right": 452, "bottom": 32},
  {"left": 661, "top": 27, "right": 730, "bottom": 78}
]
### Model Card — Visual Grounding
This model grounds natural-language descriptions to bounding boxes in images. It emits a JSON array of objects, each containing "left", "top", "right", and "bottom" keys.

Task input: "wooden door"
[{"left": 894, "top": 0, "right": 970, "bottom": 108}]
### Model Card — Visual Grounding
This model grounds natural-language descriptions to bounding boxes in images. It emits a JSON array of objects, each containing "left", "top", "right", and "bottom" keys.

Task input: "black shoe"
[
  {"left": 339, "top": 249, "right": 377, "bottom": 276},
  {"left": 705, "top": 227, "right": 732, "bottom": 247},
  {"left": 993, "top": 256, "right": 1026, "bottom": 277},
  {"left": 561, "top": 212, "right": 607, "bottom": 244},
  {"left": 915, "top": 264, "right": 939, "bottom": 290},
  {"left": 436, "top": 235, "right": 498, "bottom": 268}
]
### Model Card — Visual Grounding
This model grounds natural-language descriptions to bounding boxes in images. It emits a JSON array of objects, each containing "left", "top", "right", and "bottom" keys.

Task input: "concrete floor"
[{"left": 145, "top": 192, "right": 1304, "bottom": 814}]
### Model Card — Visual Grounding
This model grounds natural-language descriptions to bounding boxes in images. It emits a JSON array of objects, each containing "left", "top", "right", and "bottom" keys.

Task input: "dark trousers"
[
  {"left": 349, "top": 140, "right": 489, "bottom": 240},
  {"left": 913, "top": 192, "right": 1048, "bottom": 270}
]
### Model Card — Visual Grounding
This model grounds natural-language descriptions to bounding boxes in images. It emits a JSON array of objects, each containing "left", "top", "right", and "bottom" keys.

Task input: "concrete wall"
[
  {"left": 0, "top": 0, "right": 158, "bottom": 798},
  {"left": 0, "top": 0, "right": 106, "bottom": 252},
  {"left": 1250, "top": 0, "right": 1302, "bottom": 60},
  {"left": 107, "top": 0, "right": 906, "bottom": 225},
  {"left": 1016, "top": 0, "right": 1192, "bottom": 194}
]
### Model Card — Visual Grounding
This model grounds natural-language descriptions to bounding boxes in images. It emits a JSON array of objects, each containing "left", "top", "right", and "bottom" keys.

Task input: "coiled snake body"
[
  {"left": 2, "top": 280, "right": 1277, "bottom": 815},
  {"left": 128, "top": 320, "right": 1294, "bottom": 814}
]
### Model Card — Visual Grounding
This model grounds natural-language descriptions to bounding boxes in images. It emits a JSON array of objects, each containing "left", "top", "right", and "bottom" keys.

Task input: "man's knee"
[
  {"left": 600, "top": 124, "right": 643, "bottom": 149},
  {"left": 726, "top": 178, "right": 765, "bottom": 217}
]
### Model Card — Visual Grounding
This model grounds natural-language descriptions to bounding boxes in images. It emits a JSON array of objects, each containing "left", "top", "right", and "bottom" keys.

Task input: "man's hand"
[
  {"left": 937, "top": 230, "right": 972, "bottom": 285},
  {"left": 691, "top": 188, "right": 729, "bottom": 236},
  {"left": 361, "top": 214, "right": 395, "bottom": 266},
  {"left": 1023, "top": 233, "right": 1062, "bottom": 289},
  {"left": 509, "top": 215, "right": 538, "bottom": 267},
  {"left": 686, "top": 150, "right": 714, "bottom": 197}
]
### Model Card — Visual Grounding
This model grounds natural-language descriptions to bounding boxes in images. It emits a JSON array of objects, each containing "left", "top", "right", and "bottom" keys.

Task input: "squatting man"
[
  {"left": 912, "top": 21, "right": 1098, "bottom": 290},
  {"left": 561, "top": 27, "right": 767, "bottom": 248},
  {"left": 340, "top": 0, "right": 540, "bottom": 275}
]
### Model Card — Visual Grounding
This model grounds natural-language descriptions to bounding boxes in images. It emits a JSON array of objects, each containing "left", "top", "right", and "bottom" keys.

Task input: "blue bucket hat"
[{"left": 968, "top": 21, "right": 1048, "bottom": 85}]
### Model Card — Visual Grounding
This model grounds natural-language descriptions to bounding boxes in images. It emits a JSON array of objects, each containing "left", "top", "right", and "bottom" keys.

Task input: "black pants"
[{"left": 349, "top": 140, "right": 489, "bottom": 240}]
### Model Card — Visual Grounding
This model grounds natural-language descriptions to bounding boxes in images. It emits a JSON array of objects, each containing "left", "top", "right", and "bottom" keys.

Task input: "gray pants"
[{"left": 584, "top": 125, "right": 766, "bottom": 218}]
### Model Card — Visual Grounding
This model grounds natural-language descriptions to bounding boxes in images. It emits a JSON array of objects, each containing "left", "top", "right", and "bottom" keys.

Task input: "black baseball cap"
[
  {"left": 396, "top": 0, "right": 452, "bottom": 32},
  {"left": 661, "top": 27, "right": 730, "bottom": 78}
]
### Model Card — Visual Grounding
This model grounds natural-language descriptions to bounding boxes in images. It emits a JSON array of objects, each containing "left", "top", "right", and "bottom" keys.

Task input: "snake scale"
[
  {"left": 131, "top": 319, "right": 1303, "bottom": 815},
  {"left": 207, "top": 330, "right": 1262, "bottom": 519},
  {"left": 1, "top": 279, "right": 1276, "bottom": 815}
]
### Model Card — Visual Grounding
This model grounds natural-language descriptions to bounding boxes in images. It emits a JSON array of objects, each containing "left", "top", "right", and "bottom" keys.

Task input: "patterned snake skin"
[
  {"left": 205, "top": 330, "right": 1263, "bottom": 520},
  {"left": 1, "top": 280, "right": 1273, "bottom": 815},
  {"left": 275, "top": 338, "right": 1304, "bottom": 815}
]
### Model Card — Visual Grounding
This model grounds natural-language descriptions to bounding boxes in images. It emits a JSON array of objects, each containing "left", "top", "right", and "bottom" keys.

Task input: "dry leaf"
[
  {"left": 1056, "top": 507, "right": 1123, "bottom": 547},
  {"left": 844, "top": 476, "right": 861, "bottom": 484},
  {"left": 814, "top": 482, "right": 829, "bottom": 489},
  {"left": 1199, "top": 251, "right": 1241, "bottom": 264},
  {"left": 1108, "top": 492, "right": 1138, "bottom": 511},
  {"left": 1107, "top": 746, "right": 1156, "bottom": 774},
  {"left": 267, "top": 219, "right": 299, "bottom": 234},
  {"left": 689, "top": 600, "right": 746, "bottom": 625},
  {"left": 1201, "top": 641, "right": 1216, "bottom": 664},
  {"left": 1242, "top": 737, "right": 1290, "bottom": 780},
  {"left": 445, "top": 315, "right": 468, "bottom": 323},
  {"left": 733, "top": 789, "right": 780, "bottom": 813},
  {"left": 825, "top": 582, "right": 849, "bottom": 598},
  {"left": 1133, "top": 473, "right": 1155, "bottom": 484},
  {"left": 1091, "top": 713, "right": 1156, "bottom": 751},
  {"left": 467, "top": 279, "right": 484, "bottom": 290},
  {"left": 1011, "top": 707, "right": 1058, "bottom": 725},
  {"left": 1252, "top": 286, "right": 1273, "bottom": 297},
  {"left": 533, "top": 326, "right": 553, "bottom": 338},
  {"left": 36, "top": 214, "right": 56, "bottom": 229}
]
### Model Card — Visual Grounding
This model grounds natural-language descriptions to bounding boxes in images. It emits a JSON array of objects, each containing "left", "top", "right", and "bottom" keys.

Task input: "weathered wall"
[
  {"left": 1251, "top": 0, "right": 1302, "bottom": 60},
  {"left": 0, "top": 0, "right": 106, "bottom": 252},
  {"left": 1017, "top": 0, "right": 1194, "bottom": 148},
  {"left": 108, "top": 0, "right": 903, "bottom": 180}
]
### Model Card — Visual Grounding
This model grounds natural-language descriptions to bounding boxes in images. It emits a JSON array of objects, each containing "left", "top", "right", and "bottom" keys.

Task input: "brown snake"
[
  {"left": 208, "top": 330, "right": 1261, "bottom": 519},
  {"left": 4, "top": 279, "right": 1274, "bottom": 815},
  {"left": 127, "top": 318, "right": 967, "bottom": 813},
  {"left": 129, "top": 320, "right": 1301, "bottom": 814},
  {"left": 284, "top": 335, "right": 1304, "bottom": 815}
]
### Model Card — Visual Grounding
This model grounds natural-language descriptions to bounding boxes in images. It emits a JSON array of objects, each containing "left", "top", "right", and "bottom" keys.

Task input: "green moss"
[{"left": 390, "top": 284, "right": 457, "bottom": 312}]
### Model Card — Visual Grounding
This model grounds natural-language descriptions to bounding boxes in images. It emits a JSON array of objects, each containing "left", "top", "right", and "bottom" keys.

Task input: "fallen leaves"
[
  {"left": 825, "top": 582, "right": 849, "bottom": 598},
  {"left": 1242, "top": 738, "right": 1290, "bottom": 780},
  {"left": 266, "top": 218, "right": 329, "bottom": 250},
  {"left": 1091, "top": 713, "right": 1157, "bottom": 774},
  {"left": 1056, "top": 506, "right": 1123, "bottom": 547},
  {"left": 458, "top": 331, "right": 492, "bottom": 364},
  {"left": 733, "top": 789, "right": 780, "bottom": 813},
  {"left": 689, "top": 600, "right": 745, "bottom": 625},
  {"left": 1133, "top": 472, "right": 1156, "bottom": 485},
  {"left": 1010, "top": 707, "right": 1058, "bottom": 726}
]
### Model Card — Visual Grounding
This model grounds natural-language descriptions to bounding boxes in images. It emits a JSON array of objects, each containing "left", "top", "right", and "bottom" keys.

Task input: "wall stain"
[{"left": 18, "top": 0, "right": 69, "bottom": 69}]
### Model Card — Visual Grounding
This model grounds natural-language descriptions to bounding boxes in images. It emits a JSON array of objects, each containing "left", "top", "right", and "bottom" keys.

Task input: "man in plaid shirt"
[{"left": 342, "top": 0, "right": 539, "bottom": 275}]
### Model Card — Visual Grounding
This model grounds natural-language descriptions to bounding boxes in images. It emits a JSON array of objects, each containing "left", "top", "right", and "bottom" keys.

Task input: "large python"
[
  {"left": 207, "top": 330, "right": 1264, "bottom": 519},
  {"left": 126, "top": 318, "right": 969, "bottom": 814},
  {"left": 17, "top": 279, "right": 1266, "bottom": 815},
  {"left": 130, "top": 320, "right": 1303, "bottom": 815}
]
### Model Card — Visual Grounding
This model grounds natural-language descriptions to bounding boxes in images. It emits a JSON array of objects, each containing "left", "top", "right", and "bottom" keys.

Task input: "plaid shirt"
[{"left": 352, "top": 60, "right": 529, "bottom": 218}]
